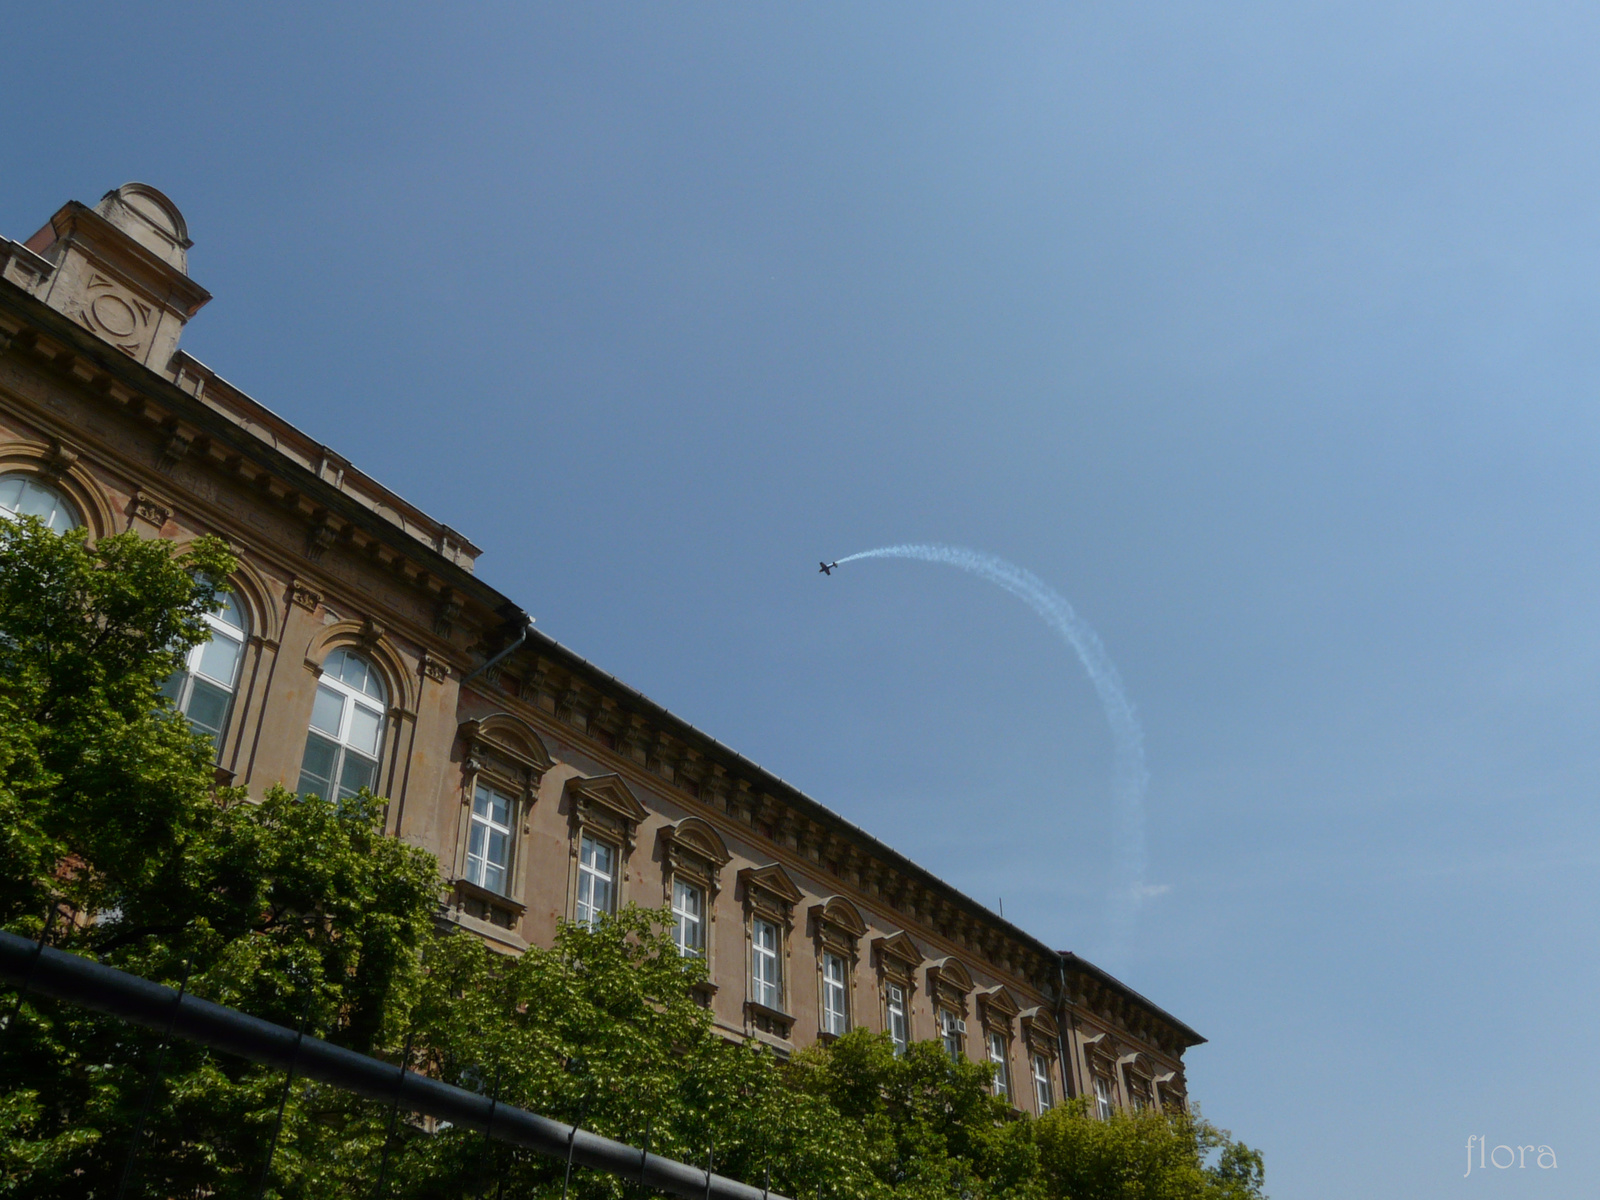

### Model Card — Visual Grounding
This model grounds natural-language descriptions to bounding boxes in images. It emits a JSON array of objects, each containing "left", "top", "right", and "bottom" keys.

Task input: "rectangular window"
[
  {"left": 1031, "top": 1054, "right": 1053, "bottom": 1113},
  {"left": 575, "top": 834, "right": 616, "bottom": 930},
  {"left": 822, "top": 951, "right": 849, "bottom": 1035},
  {"left": 751, "top": 916, "right": 782, "bottom": 1010},
  {"left": 939, "top": 1009, "right": 964, "bottom": 1061},
  {"left": 886, "top": 984, "right": 908, "bottom": 1055},
  {"left": 672, "top": 879, "right": 705, "bottom": 957},
  {"left": 466, "top": 783, "right": 514, "bottom": 894},
  {"left": 1094, "top": 1074, "right": 1113, "bottom": 1120},
  {"left": 987, "top": 1030, "right": 1010, "bottom": 1098}
]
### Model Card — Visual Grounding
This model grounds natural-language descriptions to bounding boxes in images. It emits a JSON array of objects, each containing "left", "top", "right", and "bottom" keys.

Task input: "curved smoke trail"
[{"left": 836, "top": 544, "right": 1149, "bottom": 958}]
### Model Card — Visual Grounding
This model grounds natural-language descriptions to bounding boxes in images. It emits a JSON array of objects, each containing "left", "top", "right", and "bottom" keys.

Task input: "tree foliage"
[{"left": 0, "top": 515, "right": 1265, "bottom": 1200}]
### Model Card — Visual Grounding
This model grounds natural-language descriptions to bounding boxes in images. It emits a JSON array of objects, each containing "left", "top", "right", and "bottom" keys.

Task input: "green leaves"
[
  {"left": 0, "top": 518, "right": 235, "bottom": 928},
  {"left": 0, "top": 514, "right": 1265, "bottom": 1200},
  {"left": 1034, "top": 1099, "right": 1267, "bottom": 1200}
]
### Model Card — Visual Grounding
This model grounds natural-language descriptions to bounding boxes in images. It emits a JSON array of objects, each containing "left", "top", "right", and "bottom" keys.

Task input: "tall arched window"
[
  {"left": 161, "top": 590, "right": 248, "bottom": 747},
  {"left": 298, "top": 648, "right": 387, "bottom": 803},
  {"left": 0, "top": 474, "right": 80, "bottom": 532}
]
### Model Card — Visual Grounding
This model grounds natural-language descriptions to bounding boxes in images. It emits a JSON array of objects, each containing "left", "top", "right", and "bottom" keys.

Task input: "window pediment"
[
  {"left": 661, "top": 816, "right": 731, "bottom": 877},
  {"left": 977, "top": 984, "right": 1021, "bottom": 1026},
  {"left": 1019, "top": 1005, "right": 1060, "bottom": 1051},
  {"left": 738, "top": 863, "right": 803, "bottom": 919},
  {"left": 565, "top": 772, "right": 649, "bottom": 828},
  {"left": 873, "top": 931, "right": 921, "bottom": 984},
  {"left": 462, "top": 714, "right": 553, "bottom": 777},
  {"left": 926, "top": 955, "right": 973, "bottom": 996},
  {"left": 809, "top": 895, "right": 866, "bottom": 940}
]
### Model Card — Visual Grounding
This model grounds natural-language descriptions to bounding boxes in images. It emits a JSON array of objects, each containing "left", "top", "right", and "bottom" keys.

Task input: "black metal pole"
[
  {"left": 0, "top": 905, "right": 56, "bottom": 1059},
  {"left": 0, "top": 932, "right": 788, "bottom": 1200}
]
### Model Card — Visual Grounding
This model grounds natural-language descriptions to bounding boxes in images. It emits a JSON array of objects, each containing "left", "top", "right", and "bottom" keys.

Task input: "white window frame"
[
  {"left": 1031, "top": 1053, "right": 1053, "bottom": 1112},
  {"left": 987, "top": 1030, "right": 1010, "bottom": 1098},
  {"left": 0, "top": 474, "right": 80, "bottom": 533},
  {"left": 672, "top": 877, "right": 706, "bottom": 958},
  {"left": 822, "top": 951, "right": 850, "bottom": 1036},
  {"left": 939, "top": 1008, "right": 965, "bottom": 1061},
  {"left": 751, "top": 915, "right": 782, "bottom": 1010},
  {"left": 164, "top": 590, "right": 248, "bottom": 749},
  {"left": 297, "top": 648, "right": 387, "bottom": 804},
  {"left": 576, "top": 833, "right": 617, "bottom": 930},
  {"left": 1129, "top": 1076, "right": 1150, "bottom": 1112},
  {"left": 466, "top": 780, "right": 516, "bottom": 895},
  {"left": 885, "top": 983, "right": 908, "bottom": 1055},
  {"left": 1094, "top": 1074, "right": 1114, "bottom": 1120}
]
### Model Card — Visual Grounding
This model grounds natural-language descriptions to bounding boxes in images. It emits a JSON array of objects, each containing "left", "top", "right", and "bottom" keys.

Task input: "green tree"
[
  {"left": 0, "top": 518, "right": 438, "bottom": 1198},
  {"left": 379, "top": 905, "right": 878, "bottom": 1200},
  {"left": 0, "top": 518, "right": 235, "bottom": 926},
  {"left": 784, "top": 1027, "right": 1037, "bottom": 1200},
  {"left": 1034, "top": 1099, "right": 1266, "bottom": 1200}
]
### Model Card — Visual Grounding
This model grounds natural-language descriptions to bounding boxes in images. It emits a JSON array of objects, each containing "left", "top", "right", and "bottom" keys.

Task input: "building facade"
[{"left": 0, "top": 184, "right": 1204, "bottom": 1117}]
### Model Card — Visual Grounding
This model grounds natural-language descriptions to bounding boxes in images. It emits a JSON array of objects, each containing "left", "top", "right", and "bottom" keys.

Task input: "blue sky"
[{"left": 7, "top": 4, "right": 1599, "bottom": 1194}]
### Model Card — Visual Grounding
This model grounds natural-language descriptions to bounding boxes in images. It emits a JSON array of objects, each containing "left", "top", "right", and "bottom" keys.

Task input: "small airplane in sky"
[{"left": 819, "top": 561, "right": 839, "bottom": 575}]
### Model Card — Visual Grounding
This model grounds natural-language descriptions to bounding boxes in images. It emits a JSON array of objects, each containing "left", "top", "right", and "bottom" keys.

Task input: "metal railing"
[{"left": 0, "top": 929, "right": 787, "bottom": 1200}]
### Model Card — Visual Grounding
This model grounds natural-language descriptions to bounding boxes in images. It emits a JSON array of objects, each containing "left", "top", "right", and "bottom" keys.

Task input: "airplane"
[{"left": 819, "top": 561, "right": 838, "bottom": 575}]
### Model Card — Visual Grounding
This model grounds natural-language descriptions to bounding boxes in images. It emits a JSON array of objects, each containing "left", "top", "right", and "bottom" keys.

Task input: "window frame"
[
  {"left": 297, "top": 647, "right": 388, "bottom": 804},
  {"left": 466, "top": 779, "right": 516, "bottom": 895},
  {"left": 885, "top": 982, "right": 909, "bottom": 1056},
  {"left": 0, "top": 473, "right": 81, "bottom": 533},
  {"left": 163, "top": 588, "right": 249, "bottom": 752},
  {"left": 1031, "top": 1053, "right": 1053, "bottom": 1113},
  {"left": 987, "top": 1029, "right": 1011, "bottom": 1099},
  {"left": 575, "top": 831, "right": 618, "bottom": 930},
  {"left": 939, "top": 1008, "right": 965, "bottom": 1061},
  {"left": 750, "top": 914, "right": 783, "bottom": 1011},
  {"left": 1093, "top": 1074, "right": 1114, "bottom": 1121},
  {"left": 672, "top": 877, "right": 706, "bottom": 958},
  {"left": 821, "top": 950, "right": 850, "bottom": 1036}
]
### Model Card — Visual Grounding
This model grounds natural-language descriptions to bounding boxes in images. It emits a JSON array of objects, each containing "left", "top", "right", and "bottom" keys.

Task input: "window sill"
[
  {"left": 452, "top": 877, "right": 526, "bottom": 915},
  {"left": 744, "top": 1000, "right": 795, "bottom": 1041},
  {"left": 437, "top": 907, "right": 528, "bottom": 953},
  {"left": 449, "top": 878, "right": 526, "bottom": 945}
]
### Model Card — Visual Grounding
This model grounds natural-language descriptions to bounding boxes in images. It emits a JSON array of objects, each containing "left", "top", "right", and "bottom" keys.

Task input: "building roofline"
[
  {"left": 0, "top": 276, "right": 498, "bottom": 617},
  {"left": 1059, "top": 951, "right": 1207, "bottom": 1048}
]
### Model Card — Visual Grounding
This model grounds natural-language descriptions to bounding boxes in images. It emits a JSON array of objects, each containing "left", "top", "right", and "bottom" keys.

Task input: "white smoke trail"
[{"left": 836, "top": 544, "right": 1149, "bottom": 960}]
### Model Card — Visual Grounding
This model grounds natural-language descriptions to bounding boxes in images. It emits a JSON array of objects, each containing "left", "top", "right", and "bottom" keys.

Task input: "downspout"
[
  {"left": 1055, "top": 955, "right": 1079, "bottom": 1102},
  {"left": 462, "top": 613, "right": 532, "bottom": 685}
]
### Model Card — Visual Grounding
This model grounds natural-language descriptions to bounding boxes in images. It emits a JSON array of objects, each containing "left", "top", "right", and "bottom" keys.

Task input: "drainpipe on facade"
[
  {"left": 462, "top": 613, "right": 532, "bottom": 685},
  {"left": 1055, "top": 955, "right": 1078, "bottom": 1103}
]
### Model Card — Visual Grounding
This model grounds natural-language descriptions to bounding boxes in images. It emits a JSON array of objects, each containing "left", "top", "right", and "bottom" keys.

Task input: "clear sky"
[{"left": 6, "top": 4, "right": 1598, "bottom": 1194}]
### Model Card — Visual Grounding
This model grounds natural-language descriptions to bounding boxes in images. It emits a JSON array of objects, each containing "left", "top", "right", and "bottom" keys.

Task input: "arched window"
[
  {"left": 161, "top": 589, "right": 248, "bottom": 747},
  {"left": 298, "top": 648, "right": 387, "bottom": 803},
  {"left": 0, "top": 474, "right": 80, "bottom": 532}
]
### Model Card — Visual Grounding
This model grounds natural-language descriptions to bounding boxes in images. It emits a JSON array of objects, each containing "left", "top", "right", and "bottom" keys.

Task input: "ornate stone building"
[{"left": 0, "top": 184, "right": 1204, "bottom": 1117}]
